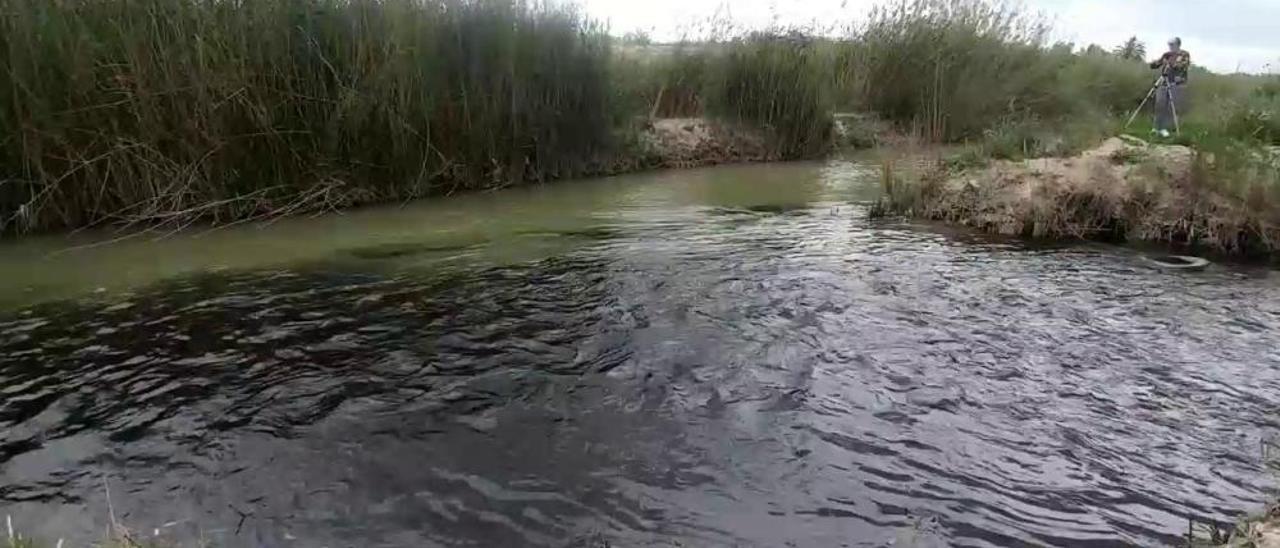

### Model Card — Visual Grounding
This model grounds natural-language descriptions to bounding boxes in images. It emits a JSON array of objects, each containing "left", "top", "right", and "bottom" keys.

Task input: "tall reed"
[
  {"left": 842, "top": 0, "right": 1161, "bottom": 143},
  {"left": 0, "top": 0, "right": 614, "bottom": 233},
  {"left": 711, "top": 33, "right": 832, "bottom": 158},
  {"left": 622, "top": 34, "right": 833, "bottom": 158},
  {"left": 2, "top": 0, "right": 1274, "bottom": 235}
]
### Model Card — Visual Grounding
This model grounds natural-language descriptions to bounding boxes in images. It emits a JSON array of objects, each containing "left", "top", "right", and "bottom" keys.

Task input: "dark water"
[{"left": 3, "top": 159, "right": 1280, "bottom": 547}]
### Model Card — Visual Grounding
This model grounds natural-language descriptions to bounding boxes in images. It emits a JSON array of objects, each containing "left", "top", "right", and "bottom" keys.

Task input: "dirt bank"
[
  {"left": 1189, "top": 504, "right": 1280, "bottom": 547},
  {"left": 633, "top": 118, "right": 776, "bottom": 169},
  {"left": 875, "top": 137, "right": 1280, "bottom": 256},
  {"left": 1225, "top": 511, "right": 1280, "bottom": 547},
  {"left": 0, "top": 117, "right": 780, "bottom": 236}
]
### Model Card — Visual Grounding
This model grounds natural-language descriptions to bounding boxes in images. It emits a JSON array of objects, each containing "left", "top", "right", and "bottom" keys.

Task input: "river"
[{"left": 2, "top": 157, "right": 1279, "bottom": 547}]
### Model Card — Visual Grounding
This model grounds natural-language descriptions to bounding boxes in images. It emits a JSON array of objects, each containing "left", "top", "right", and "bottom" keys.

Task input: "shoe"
[{"left": 1158, "top": 130, "right": 1171, "bottom": 138}]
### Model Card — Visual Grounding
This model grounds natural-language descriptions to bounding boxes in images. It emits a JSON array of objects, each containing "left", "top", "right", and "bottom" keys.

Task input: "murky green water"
[
  {"left": 0, "top": 160, "right": 877, "bottom": 306},
  {"left": 3, "top": 156, "right": 1280, "bottom": 547}
]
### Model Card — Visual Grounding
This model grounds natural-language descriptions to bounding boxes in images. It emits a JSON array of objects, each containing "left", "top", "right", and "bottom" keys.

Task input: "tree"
[
  {"left": 1082, "top": 44, "right": 1108, "bottom": 57},
  {"left": 1114, "top": 36, "right": 1147, "bottom": 62},
  {"left": 622, "top": 30, "right": 652, "bottom": 46}
]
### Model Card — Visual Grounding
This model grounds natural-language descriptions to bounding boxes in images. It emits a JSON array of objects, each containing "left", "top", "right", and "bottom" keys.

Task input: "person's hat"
[{"left": 1169, "top": 37, "right": 1182, "bottom": 46}]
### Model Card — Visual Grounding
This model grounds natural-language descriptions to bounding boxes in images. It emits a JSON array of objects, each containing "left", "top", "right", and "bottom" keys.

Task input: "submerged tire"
[{"left": 1143, "top": 255, "right": 1210, "bottom": 271}]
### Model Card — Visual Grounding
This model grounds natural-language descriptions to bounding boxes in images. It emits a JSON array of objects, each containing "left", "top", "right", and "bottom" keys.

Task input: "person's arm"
[{"left": 1149, "top": 53, "right": 1167, "bottom": 69}]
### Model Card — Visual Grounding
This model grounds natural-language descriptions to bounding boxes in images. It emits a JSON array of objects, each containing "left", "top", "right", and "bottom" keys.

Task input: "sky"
[{"left": 580, "top": 0, "right": 1280, "bottom": 74}]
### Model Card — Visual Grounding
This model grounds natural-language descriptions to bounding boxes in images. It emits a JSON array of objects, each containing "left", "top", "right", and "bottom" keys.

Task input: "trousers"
[{"left": 1154, "top": 83, "right": 1187, "bottom": 132}]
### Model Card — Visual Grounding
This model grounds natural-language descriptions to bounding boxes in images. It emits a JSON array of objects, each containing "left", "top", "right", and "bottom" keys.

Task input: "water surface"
[{"left": 2, "top": 157, "right": 1279, "bottom": 547}]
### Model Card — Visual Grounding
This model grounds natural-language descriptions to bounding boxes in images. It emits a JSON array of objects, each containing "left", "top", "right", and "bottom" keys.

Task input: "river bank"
[
  {"left": 0, "top": 0, "right": 835, "bottom": 236},
  {"left": 3, "top": 0, "right": 1280, "bottom": 544},
  {"left": 872, "top": 137, "right": 1280, "bottom": 257},
  {"left": 4, "top": 0, "right": 1277, "bottom": 238},
  {"left": 0, "top": 112, "right": 793, "bottom": 238}
]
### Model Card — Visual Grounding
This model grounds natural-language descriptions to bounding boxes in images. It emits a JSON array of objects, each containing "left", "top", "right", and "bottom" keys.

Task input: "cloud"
[
  {"left": 581, "top": 0, "right": 1280, "bottom": 73},
  {"left": 1047, "top": 0, "right": 1280, "bottom": 72}
]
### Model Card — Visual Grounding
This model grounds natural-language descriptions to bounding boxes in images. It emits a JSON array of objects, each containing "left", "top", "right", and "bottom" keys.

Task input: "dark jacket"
[{"left": 1150, "top": 50, "right": 1191, "bottom": 84}]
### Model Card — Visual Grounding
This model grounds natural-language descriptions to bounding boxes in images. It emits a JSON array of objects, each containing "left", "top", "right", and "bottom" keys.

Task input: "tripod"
[{"left": 1124, "top": 75, "right": 1180, "bottom": 135}]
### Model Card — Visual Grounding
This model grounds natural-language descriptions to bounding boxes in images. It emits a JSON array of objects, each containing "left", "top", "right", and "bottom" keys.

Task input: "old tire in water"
[{"left": 1143, "top": 255, "right": 1210, "bottom": 271}]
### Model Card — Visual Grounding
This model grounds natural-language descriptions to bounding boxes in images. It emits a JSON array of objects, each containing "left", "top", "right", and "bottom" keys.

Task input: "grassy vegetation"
[
  {"left": 712, "top": 33, "right": 833, "bottom": 158},
  {"left": 614, "top": 34, "right": 833, "bottom": 157},
  {"left": 0, "top": 0, "right": 1275, "bottom": 237},
  {"left": 848, "top": 0, "right": 1279, "bottom": 255},
  {"left": 0, "top": 0, "right": 847, "bottom": 235},
  {"left": 0, "top": 0, "right": 617, "bottom": 234},
  {"left": 5, "top": 513, "right": 175, "bottom": 548},
  {"left": 845, "top": 0, "right": 1057, "bottom": 142},
  {"left": 833, "top": 0, "right": 1276, "bottom": 161}
]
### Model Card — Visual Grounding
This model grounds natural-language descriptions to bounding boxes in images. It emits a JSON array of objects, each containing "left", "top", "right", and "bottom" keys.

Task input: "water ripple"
[{"left": 2, "top": 178, "right": 1280, "bottom": 547}]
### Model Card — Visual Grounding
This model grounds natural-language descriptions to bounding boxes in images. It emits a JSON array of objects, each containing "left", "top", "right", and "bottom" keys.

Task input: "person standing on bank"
[{"left": 1149, "top": 37, "right": 1191, "bottom": 138}]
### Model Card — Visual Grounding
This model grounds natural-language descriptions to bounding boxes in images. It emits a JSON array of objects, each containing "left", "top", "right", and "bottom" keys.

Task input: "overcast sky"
[{"left": 581, "top": 0, "right": 1280, "bottom": 74}]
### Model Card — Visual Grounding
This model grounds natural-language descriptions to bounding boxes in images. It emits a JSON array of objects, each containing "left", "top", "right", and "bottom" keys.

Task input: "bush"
[
  {"left": 1051, "top": 51, "right": 1152, "bottom": 118},
  {"left": 1224, "top": 96, "right": 1280, "bottom": 146}
]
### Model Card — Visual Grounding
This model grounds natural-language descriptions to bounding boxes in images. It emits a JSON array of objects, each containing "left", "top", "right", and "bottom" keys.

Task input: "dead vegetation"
[
  {"left": 637, "top": 119, "right": 775, "bottom": 169},
  {"left": 873, "top": 137, "right": 1280, "bottom": 256}
]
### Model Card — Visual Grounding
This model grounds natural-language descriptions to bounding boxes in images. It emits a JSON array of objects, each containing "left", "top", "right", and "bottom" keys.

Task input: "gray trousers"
[{"left": 1155, "top": 83, "right": 1187, "bottom": 132}]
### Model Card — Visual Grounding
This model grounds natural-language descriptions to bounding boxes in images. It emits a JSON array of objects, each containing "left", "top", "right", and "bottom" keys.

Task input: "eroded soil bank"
[
  {"left": 0, "top": 117, "right": 789, "bottom": 236},
  {"left": 875, "top": 137, "right": 1280, "bottom": 256},
  {"left": 625, "top": 118, "right": 780, "bottom": 170}
]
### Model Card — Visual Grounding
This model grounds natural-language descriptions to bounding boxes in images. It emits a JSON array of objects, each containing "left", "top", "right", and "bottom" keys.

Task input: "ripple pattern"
[{"left": 3, "top": 198, "right": 1280, "bottom": 547}]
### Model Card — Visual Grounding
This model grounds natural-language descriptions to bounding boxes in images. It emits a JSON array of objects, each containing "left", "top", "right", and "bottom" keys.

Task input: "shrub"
[{"left": 1224, "top": 96, "right": 1280, "bottom": 146}]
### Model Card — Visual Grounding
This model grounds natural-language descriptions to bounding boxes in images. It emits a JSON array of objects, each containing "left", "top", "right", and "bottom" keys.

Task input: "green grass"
[
  {"left": 844, "top": 0, "right": 1279, "bottom": 237},
  {"left": 1120, "top": 85, "right": 1280, "bottom": 216},
  {"left": 832, "top": 0, "right": 1278, "bottom": 151}
]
